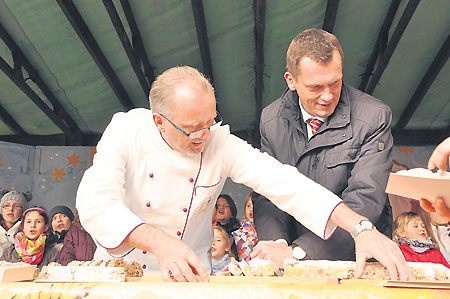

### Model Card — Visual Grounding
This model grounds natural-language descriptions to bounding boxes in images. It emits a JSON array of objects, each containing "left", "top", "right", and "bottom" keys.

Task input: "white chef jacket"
[{"left": 76, "top": 108, "right": 342, "bottom": 275}]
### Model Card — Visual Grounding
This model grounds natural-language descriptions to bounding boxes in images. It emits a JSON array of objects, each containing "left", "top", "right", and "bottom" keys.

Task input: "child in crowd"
[
  {"left": 58, "top": 210, "right": 97, "bottom": 265},
  {"left": 232, "top": 192, "right": 258, "bottom": 261},
  {"left": 50, "top": 205, "right": 75, "bottom": 250},
  {"left": 393, "top": 212, "right": 450, "bottom": 268},
  {"left": 211, "top": 226, "right": 235, "bottom": 274},
  {"left": 213, "top": 194, "right": 240, "bottom": 257},
  {"left": 0, "top": 191, "right": 25, "bottom": 257},
  {"left": 0, "top": 206, "right": 59, "bottom": 269}
]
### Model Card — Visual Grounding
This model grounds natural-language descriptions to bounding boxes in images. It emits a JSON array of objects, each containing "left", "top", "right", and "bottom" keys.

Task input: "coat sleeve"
[
  {"left": 255, "top": 115, "right": 300, "bottom": 242},
  {"left": 58, "top": 230, "right": 76, "bottom": 266},
  {"left": 76, "top": 112, "right": 145, "bottom": 256},
  {"left": 220, "top": 128, "right": 342, "bottom": 240},
  {"left": 341, "top": 105, "right": 393, "bottom": 224}
]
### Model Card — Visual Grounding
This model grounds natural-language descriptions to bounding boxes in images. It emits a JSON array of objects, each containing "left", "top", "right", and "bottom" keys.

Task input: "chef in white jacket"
[{"left": 76, "top": 66, "right": 410, "bottom": 282}]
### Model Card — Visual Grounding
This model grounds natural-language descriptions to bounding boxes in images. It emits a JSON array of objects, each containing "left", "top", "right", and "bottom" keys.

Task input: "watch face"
[{"left": 361, "top": 220, "right": 373, "bottom": 230}]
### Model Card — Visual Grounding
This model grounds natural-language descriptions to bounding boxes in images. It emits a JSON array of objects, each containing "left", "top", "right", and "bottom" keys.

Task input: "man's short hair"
[
  {"left": 286, "top": 28, "right": 344, "bottom": 77},
  {"left": 149, "top": 66, "right": 214, "bottom": 116}
]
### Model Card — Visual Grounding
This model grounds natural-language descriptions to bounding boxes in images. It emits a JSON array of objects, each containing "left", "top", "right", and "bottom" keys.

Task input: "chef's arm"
[
  {"left": 330, "top": 203, "right": 412, "bottom": 281},
  {"left": 124, "top": 224, "right": 209, "bottom": 282}
]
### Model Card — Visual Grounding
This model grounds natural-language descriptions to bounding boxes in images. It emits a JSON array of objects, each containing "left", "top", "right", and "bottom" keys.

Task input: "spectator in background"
[
  {"left": 420, "top": 137, "right": 450, "bottom": 220},
  {"left": 232, "top": 192, "right": 258, "bottom": 260},
  {"left": 393, "top": 212, "right": 449, "bottom": 268},
  {"left": 213, "top": 194, "right": 240, "bottom": 257},
  {"left": 1, "top": 206, "right": 59, "bottom": 269},
  {"left": 0, "top": 191, "right": 25, "bottom": 257},
  {"left": 50, "top": 205, "right": 75, "bottom": 250},
  {"left": 419, "top": 208, "right": 450, "bottom": 264},
  {"left": 58, "top": 210, "right": 96, "bottom": 266},
  {"left": 211, "top": 226, "right": 235, "bottom": 275}
]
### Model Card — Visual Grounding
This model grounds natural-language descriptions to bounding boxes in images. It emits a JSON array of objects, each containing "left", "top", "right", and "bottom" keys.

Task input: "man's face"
[
  {"left": 285, "top": 49, "right": 343, "bottom": 118},
  {"left": 154, "top": 84, "right": 217, "bottom": 155}
]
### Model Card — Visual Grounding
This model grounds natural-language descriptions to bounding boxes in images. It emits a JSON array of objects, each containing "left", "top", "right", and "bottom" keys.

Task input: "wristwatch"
[
  {"left": 292, "top": 245, "right": 307, "bottom": 260},
  {"left": 351, "top": 219, "right": 375, "bottom": 238}
]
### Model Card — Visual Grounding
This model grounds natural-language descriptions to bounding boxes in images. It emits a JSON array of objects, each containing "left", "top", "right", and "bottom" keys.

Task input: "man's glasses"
[
  {"left": 2, "top": 204, "right": 23, "bottom": 210},
  {"left": 159, "top": 112, "right": 222, "bottom": 139}
]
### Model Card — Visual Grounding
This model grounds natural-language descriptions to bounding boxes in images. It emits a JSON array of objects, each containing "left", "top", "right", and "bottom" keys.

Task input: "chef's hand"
[
  {"left": 125, "top": 224, "right": 209, "bottom": 282},
  {"left": 420, "top": 198, "right": 450, "bottom": 221},
  {"left": 353, "top": 229, "right": 412, "bottom": 281},
  {"left": 250, "top": 240, "right": 293, "bottom": 269}
]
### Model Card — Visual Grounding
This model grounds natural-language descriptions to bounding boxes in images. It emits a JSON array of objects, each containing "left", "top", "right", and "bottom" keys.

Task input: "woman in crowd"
[
  {"left": 213, "top": 194, "right": 240, "bottom": 257},
  {"left": 49, "top": 205, "right": 75, "bottom": 250},
  {"left": 58, "top": 210, "right": 97, "bottom": 265},
  {"left": 393, "top": 211, "right": 449, "bottom": 268},
  {"left": 0, "top": 191, "right": 25, "bottom": 257},
  {"left": 1, "top": 206, "right": 59, "bottom": 269}
]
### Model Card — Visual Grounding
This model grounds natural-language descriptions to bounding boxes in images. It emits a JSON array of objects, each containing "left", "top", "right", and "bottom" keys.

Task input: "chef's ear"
[{"left": 153, "top": 114, "right": 165, "bottom": 132}]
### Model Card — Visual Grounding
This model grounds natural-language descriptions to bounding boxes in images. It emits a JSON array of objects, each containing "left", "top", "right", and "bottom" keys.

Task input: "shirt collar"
[{"left": 299, "top": 99, "right": 327, "bottom": 123}]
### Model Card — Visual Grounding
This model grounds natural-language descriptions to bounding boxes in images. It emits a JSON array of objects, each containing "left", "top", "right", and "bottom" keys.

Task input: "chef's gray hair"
[{"left": 149, "top": 66, "right": 214, "bottom": 117}]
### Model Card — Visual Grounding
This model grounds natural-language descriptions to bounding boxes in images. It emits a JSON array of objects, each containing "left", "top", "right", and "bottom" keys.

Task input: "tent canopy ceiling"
[{"left": 0, "top": 0, "right": 448, "bottom": 146}]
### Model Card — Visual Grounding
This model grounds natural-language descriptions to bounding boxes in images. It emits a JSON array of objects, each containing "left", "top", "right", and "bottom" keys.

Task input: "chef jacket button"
[
  {"left": 142, "top": 264, "right": 146, "bottom": 269},
  {"left": 177, "top": 231, "right": 181, "bottom": 236},
  {"left": 189, "top": 178, "right": 194, "bottom": 183},
  {"left": 143, "top": 250, "right": 147, "bottom": 254},
  {"left": 149, "top": 173, "right": 154, "bottom": 178},
  {"left": 183, "top": 208, "right": 188, "bottom": 213},
  {"left": 342, "top": 114, "right": 346, "bottom": 119},
  {"left": 146, "top": 202, "right": 151, "bottom": 207},
  {"left": 342, "top": 133, "right": 346, "bottom": 137}
]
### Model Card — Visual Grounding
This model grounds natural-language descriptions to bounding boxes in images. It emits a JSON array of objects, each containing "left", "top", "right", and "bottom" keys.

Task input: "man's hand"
[
  {"left": 354, "top": 229, "right": 412, "bottom": 281},
  {"left": 428, "top": 137, "right": 450, "bottom": 171},
  {"left": 420, "top": 198, "right": 450, "bottom": 221},
  {"left": 250, "top": 240, "right": 293, "bottom": 269},
  {"left": 125, "top": 224, "right": 209, "bottom": 282}
]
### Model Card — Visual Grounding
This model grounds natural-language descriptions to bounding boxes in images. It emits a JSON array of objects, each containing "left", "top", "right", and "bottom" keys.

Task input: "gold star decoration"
[
  {"left": 51, "top": 168, "right": 66, "bottom": 181},
  {"left": 399, "top": 147, "right": 413, "bottom": 156},
  {"left": 0, "top": 157, "right": 3, "bottom": 167},
  {"left": 66, "top": 152, "right": 81, "bottom": 168}
]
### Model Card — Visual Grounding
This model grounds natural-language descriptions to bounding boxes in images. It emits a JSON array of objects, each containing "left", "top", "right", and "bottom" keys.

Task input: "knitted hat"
[
  {"left": 49, "top": 205, "right": 74, "bottom": 222},
  {"left": 1, "top": 191, "right": 26, "bottom": 208}
]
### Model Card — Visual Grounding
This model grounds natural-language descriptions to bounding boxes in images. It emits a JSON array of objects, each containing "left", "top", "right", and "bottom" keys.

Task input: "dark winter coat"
[{"left": 57, "top": 222, "right": 96, "bottom": 266}]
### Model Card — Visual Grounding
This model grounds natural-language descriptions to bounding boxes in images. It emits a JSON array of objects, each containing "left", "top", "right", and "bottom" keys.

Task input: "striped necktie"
[{"left": 308, "top": 118, "right": 323, "bottom": 135}]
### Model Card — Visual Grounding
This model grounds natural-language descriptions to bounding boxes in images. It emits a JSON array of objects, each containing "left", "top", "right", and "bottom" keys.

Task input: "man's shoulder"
[
  {"left": 261, "top": 91, "right": 290, "bottom": 124},
  {"left": 344, "top": 84, "right": 391, "bottom": 113}
]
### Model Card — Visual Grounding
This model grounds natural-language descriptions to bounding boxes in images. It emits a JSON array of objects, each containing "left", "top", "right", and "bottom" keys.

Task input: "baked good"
[
  {"left": 38, "top": 259, "right": 143, "bottom": 281},
  {"left": 284, "top": 259, "right": 450, "bottom": 281}
]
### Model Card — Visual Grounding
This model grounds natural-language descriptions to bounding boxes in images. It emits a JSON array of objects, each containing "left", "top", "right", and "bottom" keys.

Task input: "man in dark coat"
[{"left": 252, "top": 28, "right": 393, "bottom": 264}]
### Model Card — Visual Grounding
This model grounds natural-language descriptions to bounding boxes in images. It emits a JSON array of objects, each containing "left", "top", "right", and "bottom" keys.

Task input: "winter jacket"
[
  {"left": 58, "top": 222, "right": 96, "bottom": 266},
  {"left": 0, "top": 244, "right": 60, "bottom": 269},
  {"left": 0, "top": 221, "right": 21, "bottom": 257},
  {"left": 254, "top": 83, "right": 393, "bottom": 260},
  {"left": 399, "top": 244, "right": 450, "bottom": 268}
]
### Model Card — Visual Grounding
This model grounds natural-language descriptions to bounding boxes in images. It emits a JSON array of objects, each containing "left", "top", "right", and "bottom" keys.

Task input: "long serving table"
[{"left": 0, "top": 276, "right": 448, "bottom": 298}]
